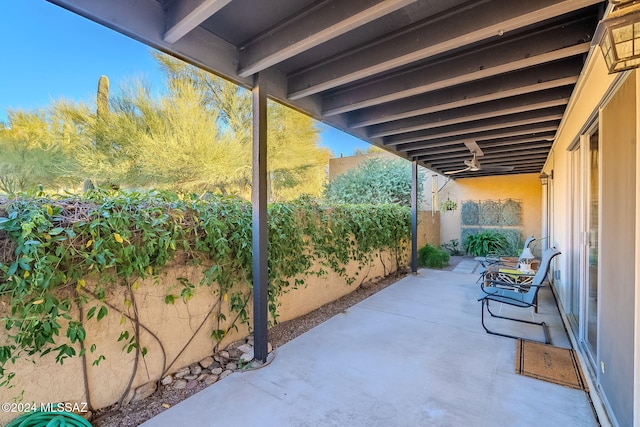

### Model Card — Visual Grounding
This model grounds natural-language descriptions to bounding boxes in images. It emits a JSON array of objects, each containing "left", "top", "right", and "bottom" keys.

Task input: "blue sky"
[{"left": 0, "top": 1, "right": 368, "bottom": 157}]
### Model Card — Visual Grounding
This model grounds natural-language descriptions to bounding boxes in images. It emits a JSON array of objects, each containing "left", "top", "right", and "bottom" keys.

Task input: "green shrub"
[
  {"left": 441, "top": 239, "right": 463, "bottom": 256},
  {"left": 418, "top": 244, "right": 450, "bottom": 268},
  {"left": 464, "top": 230, "right": 509, "bottom": 256},
  {"left": 324, "top": 157, "right": 423, "bottom": 207}
]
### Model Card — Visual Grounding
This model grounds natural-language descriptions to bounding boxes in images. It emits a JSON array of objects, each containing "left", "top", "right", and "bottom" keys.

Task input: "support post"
[
  {"left": 252, "top": 73, "right": 268, "bottom": 362},
  {"left": 411, "top": 160, "right": 418, "bottom": 273}
]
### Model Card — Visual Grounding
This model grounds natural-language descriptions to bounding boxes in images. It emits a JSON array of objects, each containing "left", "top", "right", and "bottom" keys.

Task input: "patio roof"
[{"left": 47, "top": 0, "right": 604, "bottom": 178}]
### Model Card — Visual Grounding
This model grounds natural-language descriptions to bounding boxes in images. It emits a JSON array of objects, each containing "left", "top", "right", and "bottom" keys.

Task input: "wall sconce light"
[
  {"left": 594, "top": 0, "right": 640, "bottom": 73},
  {"left": 539, "top": 170, "right": 553, "bottom": 185}
]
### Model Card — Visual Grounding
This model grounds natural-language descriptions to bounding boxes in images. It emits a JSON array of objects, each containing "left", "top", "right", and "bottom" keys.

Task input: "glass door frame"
[{"left": 567, "top": 120, "right": 600, "bottom": 372}]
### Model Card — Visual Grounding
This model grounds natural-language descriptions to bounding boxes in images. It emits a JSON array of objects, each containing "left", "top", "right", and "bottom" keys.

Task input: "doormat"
[{"left": 516, "top": 339, "right": 589, "bottom": 391}]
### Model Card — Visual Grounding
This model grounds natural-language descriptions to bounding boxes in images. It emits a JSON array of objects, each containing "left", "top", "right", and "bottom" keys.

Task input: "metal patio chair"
[
  {"left": 478, "top": 246, "right": 561, "bottom": 344},
  {"left": 478, "top": 235, "right": 536, "bottom": 270}
]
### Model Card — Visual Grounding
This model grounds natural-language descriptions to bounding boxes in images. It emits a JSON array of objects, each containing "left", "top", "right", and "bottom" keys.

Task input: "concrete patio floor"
[{"left": 142, "top": 267, "right": 598, "bottom": 427}]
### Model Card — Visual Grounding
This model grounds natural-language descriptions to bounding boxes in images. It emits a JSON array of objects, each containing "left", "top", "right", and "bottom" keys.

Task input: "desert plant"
[
  {"left": 441, "top": 239, "right": 463, "bottom": 256},
  {"left": 418, "top": 244, "right": 450, "bottom": 268},
  {"left": 464, "top": 230, "right": 509, "bottom": 256}
]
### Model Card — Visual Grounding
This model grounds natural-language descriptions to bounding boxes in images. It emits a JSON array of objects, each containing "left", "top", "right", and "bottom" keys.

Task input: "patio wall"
[
  {"left": 329, "top": 155, "right": 541, "bottom": 253},
  {"left": 438, "top": 174, "right": 543, "bottom": 253},
  {"left": 0, "top": 247, "right": 403, "bottom": 423}
]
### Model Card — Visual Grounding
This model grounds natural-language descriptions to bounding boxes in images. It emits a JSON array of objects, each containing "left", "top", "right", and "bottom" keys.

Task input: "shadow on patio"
[{"left": 141, "top": 267, "right": 597, "bottom": 426}]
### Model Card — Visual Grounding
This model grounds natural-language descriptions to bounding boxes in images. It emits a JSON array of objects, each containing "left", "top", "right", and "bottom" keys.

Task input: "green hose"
[{"left": 6, "top": 410, "right": 92, "bottom": 427}]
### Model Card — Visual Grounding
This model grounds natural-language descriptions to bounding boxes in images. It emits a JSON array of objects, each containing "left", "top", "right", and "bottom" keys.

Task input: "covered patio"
[
  {"left": 141, "top": 266, "right": 597, "bottom": 426},
  {"left": 43, "top": 1, "right": 634, "bottom": 424}
]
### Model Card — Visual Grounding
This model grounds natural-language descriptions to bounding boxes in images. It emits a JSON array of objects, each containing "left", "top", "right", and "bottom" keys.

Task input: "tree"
[
  {"left": 324, "top": 156, "right": 423, "bottom": 207},
  {"left": 0, "top": 107, "right": 82, "bottom": 193},
  {"left": 77, "top": 53, "right": 329, "bottom": 196},
  {"left": 0, "top": 52, "right": 330, "bottom": 197}
]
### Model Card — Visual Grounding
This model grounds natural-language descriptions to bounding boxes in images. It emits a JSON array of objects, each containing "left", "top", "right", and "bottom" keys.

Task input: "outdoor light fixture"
[
  {"left": 519, "top": 247, "right": 535, "bottom": 274},
  {"left": 539, "top": 170, "right": 553, "bottom": 185},
  {"left": 594, "top": 0, "right": 640, "bottom": 73}
]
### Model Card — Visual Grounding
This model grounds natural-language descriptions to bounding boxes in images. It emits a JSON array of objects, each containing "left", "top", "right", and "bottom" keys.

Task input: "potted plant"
[{"left": 439, "top": 198, "right": 458, "bottom": 212}]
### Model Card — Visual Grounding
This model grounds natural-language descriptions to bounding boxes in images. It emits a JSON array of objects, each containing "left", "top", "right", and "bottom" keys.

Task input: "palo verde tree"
[
  {"left": 74, "top": 52, "right": 329, "bottom": 197},
  {"left": 0, "top": 107, "right": 83, "bottom": 194}
]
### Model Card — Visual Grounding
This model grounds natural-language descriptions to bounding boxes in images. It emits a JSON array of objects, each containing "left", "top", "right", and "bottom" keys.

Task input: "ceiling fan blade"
[
  {"left": 482, "top": 165, "right": 515, "bottom": 172},
  {"left": 464, "top": 140, "right": 484, "bottom": 157},
  {"left": 445, "top": 166, "right": 471, "bottom": 175}
]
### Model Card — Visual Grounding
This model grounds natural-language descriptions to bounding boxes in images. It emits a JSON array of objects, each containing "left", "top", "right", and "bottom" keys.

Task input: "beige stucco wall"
[
  {"left": 542, "top": 47, "right": 637, "bottom": 427},
  {"left": 0, "top": 248, "right": 404, "bottom": 424},
  {"left": 438, "top": 173, "right": 542, "bottom": 252}
]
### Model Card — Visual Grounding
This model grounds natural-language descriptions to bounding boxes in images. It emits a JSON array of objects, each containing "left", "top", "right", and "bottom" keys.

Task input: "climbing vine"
[{"left": 0, "top": 190, "right": 411, "bottom": 390}]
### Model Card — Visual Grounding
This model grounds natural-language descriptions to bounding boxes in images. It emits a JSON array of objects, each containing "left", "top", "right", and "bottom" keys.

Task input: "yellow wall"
[{"left": 439, "top": 174, "right": 542, "bottom": 253}]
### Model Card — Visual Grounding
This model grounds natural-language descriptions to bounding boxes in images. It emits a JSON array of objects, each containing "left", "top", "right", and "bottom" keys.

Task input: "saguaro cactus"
[{"left": 96, "top": 75, "right": 109, "bottom": 119}]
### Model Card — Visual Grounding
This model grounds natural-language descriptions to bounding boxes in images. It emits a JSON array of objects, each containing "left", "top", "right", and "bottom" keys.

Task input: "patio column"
[
  {"left": 252, "top": 73, "right": 268, "bottom": 363},
  {"left": 411, "top": 160, "right": 418, "bottom": 273}
]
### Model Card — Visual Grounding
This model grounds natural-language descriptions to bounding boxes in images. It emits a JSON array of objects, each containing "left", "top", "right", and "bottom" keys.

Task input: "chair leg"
[{"left": 481, "top": 299, "right": 550, "bottom": 344}]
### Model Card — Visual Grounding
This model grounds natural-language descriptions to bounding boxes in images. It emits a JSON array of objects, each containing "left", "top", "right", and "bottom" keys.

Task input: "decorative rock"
[
  {"left": 237, "top": 344, "right": 253, "bottom": 354},
  {"left": 268, "top": 342, "right": 273, "bottom": 353},
  {"left": 214, "top": 352, "right": 229, "bottom": 364},
  {"left": 205, "top": 375, "right": 219, "bottom": 386},
  {"left": 133, "top": 381, "right": 157, "bottom": 402},
  {"left": 197, "top": 374, "right": 209, "bottom": 382},
  {"left": 174, "top": 367, "right": 190, "bottom": 378},
  {"left": 190, "top": 364, "right": 202, "bottom": 375},
  {"left": 227, "top": 348, "right": 242, "bottom": 360},
  {"left": 246, "top": 336, "right": 254, "bottom": 346},
  {"left": 219, "top": 369, "right": 233, "bottom": 379},
  {"left": 226, "top": 362, "right": 237, "bottom": 371},
  {"left": 211, "top": 367, "right": 223, "bottom": 375},
  {"left": 161, "top": 375, "right": 173, "bottom": 386},
  {"left": 186, "top": 379, "right": 198, "bottom": 390},
  {"left": 199, "top": 356, "right": 215, "bottom": 369},
  {"left": 183, "top": 374, "right": 198, "bottom": 381},
  {"left": 239, "top": 350, "right": 254, "bottom": 363},
  {"left": 173, "top": 379, "right": 188, "bottom": 390}
]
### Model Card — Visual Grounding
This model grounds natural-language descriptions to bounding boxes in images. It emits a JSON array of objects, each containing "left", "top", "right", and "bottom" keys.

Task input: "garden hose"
[{"left": 6, "top": 410, "right": 92, "bottom": 427}]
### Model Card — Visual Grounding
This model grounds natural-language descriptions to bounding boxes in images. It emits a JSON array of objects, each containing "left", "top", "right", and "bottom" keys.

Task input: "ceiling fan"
[{"left": 444, "top": 140, "right": 514, "bottom": 176}]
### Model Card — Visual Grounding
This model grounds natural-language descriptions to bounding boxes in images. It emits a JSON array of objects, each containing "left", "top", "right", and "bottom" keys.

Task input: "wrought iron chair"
[{"left": 478, "top": 247, "right": 561, "bottom": 344}]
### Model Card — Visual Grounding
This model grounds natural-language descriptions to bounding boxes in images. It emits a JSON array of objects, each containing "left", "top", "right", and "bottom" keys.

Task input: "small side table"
[{"left": 484, "top": 267, "right": 538, "bottom": 312}]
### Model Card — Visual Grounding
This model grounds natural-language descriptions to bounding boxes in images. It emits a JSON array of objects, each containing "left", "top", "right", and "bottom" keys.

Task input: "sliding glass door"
[{"left": 568, "top": 126, "right": 599, "bottom": 366}]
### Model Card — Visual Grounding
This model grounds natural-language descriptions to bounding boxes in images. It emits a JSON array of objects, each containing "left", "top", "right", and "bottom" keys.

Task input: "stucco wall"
[
  {"left": 0, "top": 248, "right": 405, "bottom": 424},
  {"left": 543, "top": 49, "right": 636, "bottom": 427},
  {"left": 438, "top": 174, "right": 542, "bottom": 253},
  {"left": 598, "top": 72, "right": 636, "bottom": 427}
]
